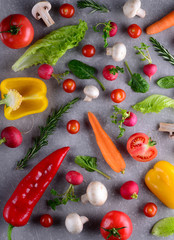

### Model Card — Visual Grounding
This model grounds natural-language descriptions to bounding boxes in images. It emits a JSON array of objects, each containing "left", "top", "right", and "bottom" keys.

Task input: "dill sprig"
[
  {"left": 77, "top": 0, "right": 109, "bottom": 13},
  {"left": 150, "top": 37, "right": 174, "bottom": 66},
  {"left": 17, "top": 97, "right": 80, "bottom": 170}
]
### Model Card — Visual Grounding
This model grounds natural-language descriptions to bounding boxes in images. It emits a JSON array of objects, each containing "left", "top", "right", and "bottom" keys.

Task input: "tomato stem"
[
  {"left": 101, "top": 226, "right": 126, "bottom": 239},
  {"left": 131, "top": 193, "right": 138, "bottom": 199},
  {"left": 7, "top": 224, "right": 14, "bottom": 240},
  {"left": 0, "top": 24, "right": 22, "bottom": 35},
  {"left": 148, "top": 137, "right": 157, "bottom": 146}
]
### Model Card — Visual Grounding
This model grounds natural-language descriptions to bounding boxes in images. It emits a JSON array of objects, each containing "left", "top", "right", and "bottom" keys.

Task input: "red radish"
[
  {"left": 123, "top": 112, "right": 137, "bottom": 127},
  {"left": 120, "top": 181, "right": 139, "bottom": 200},
  {"left": 66, "top": 171, "right": 83, "bottom": 185},
  {"left": 102, "top": 65, "right": 124, "bottom": 81},
  {"left": 143, "top": 64, "right": 157, "bottom": 81},
  {"left": 108, "top": 22, "right": 118, "bottom": 37},
  {"left": 0, "top": 126, "right": 23, "bottom": 148},
  {"left": 38, "top": 64, "right": 69, "bottom": 84}
]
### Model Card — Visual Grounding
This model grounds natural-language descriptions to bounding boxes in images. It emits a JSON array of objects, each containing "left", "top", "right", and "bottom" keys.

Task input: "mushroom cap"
[
  {"left": 123, "top": 0, "right": 141, "bottom": 18},
  {"left": 65, "top": 213, "right": 83, "bottom": 234},
  {"left": 32, "top": 1, "right": 52, "bottom": 19},
  {"left": 86, "top": 181, "right": 108, "bottom": 206},
  {"left": 110, "top": 42, "right": 127, "bottom": 62},
  {"left": 83, "top": 85, "right": 99, "bottom": 99}
]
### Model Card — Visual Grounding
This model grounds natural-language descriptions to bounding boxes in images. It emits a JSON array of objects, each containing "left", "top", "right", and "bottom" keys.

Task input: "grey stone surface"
[{"left": 0, "top": 0, "right": 174, "bottom": 239}]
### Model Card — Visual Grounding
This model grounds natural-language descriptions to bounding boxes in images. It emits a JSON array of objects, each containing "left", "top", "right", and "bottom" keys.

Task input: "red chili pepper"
[{"left": 3, "top": 147, "right": 70, "bottom": 240}]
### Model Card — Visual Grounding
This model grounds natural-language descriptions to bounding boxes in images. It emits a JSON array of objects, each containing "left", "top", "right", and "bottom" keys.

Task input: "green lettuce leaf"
[
  {"left": 132, "top": 94, "right": 174, "bottom": 113},
  {"left": 12, "top": 20, "right": 88, "bottom": 72}
]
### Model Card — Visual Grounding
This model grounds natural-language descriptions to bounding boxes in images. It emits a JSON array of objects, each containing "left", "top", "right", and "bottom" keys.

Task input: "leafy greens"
[
  {"left": 12, "top": 20, "right": 88, "bottom": 72},
  {"left": 132, "top": 94, "right": 174, "bottom": 114},
  {"left": 157, "top": 76, "right": 174, "bottom": 89}
]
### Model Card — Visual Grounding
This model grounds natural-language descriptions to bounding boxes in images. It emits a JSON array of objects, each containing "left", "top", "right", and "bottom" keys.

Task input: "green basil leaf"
[
  {"left": 151, "top": 217, "right": 174, "bottom": 237},
  {"left": 75, "top": 156, "right": 97, "bottom": 172},
  {"left": 128, "top": 73, "right": 149, "bottom": 93},
  {"left": 157, "top": 76, "right": 174, "bottom": 88}
]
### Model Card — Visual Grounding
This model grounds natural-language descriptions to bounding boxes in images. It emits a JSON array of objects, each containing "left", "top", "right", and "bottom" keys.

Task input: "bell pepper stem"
[
  {"left": 0, "top": 98, "right": 7, "bottom": 106},
  {"left": 0, "top": 137, "right": 6, "bottom": 145},
  {"left": 8, "top": 224, "right": 14, "bottom": 240}
]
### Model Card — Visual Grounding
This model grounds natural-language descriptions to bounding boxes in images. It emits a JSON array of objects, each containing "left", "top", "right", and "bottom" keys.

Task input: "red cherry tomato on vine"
[
  {"left": 67, "top": 120, "right": 80, "bottom": 134},
  {"left": 127, "top": 24, "right": 142, "bottom": 38},
  {"left": 0, "top": 14, "right": 34, "bottom": 49},
  {"left": 40, "top": 214, "right": 53, "bottom": 227},
  {"left": 110, "top": 89, "right": 126, "bottom": 103},
  {"left": 59, "top": 4, "right": 75, "bottom": 18},
  {"left": 127, "top": 133, "right": 158, "bottom": 162},
  {"left": 144, "top": 202, "right": 158, "bottom": 217},
  {"left": 100, "top": 211, "right": 133, "bottom": 240},
  {"left": 63, "top": 79, "right": 76, "bottom": 93},
  {"left": 82, "top": 45, "right": 96, "bottom": 57}
]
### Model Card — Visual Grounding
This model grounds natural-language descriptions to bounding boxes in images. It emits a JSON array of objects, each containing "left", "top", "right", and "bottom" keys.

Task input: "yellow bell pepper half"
[
  {"left": 0, "top": 78, "right": 48, "bottom": 120},
  {"left": 145, "top": 161, "right": 174, "bottom": 209}
]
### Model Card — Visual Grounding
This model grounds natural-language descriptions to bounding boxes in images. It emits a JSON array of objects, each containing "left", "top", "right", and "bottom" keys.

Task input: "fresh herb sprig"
[
  {"left": 77, "top": 0, "right": 109, "bottom": 13},
  {"left": 111, "top": 106, "right": 130, "bottom": 138},
  {"left": 17, "top": 97, "right": 80, "bottom": 170},
  {"left": 134, "top": 43, "right": 152, "bottom": 63},
  {"left": 75, "top": 156, "right": 111, "bottom": 179},
  {"left": 150, "top": 37, "right": 174, "bottom": 66},
  {"left": 93, "top": 21, "right": 112, "bottom": 48},
  {"left": 48, "top": 185, "right": 80, "bottom": 210}
]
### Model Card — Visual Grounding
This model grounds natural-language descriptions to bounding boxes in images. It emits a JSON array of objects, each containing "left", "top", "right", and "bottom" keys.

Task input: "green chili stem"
[{"left": 8, "top": 224, "right": 14, "bottom": 240}]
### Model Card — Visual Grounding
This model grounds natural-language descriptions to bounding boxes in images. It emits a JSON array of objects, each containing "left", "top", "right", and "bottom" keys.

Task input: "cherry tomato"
[
  {"left": 144, "top": 202, "right": 158, "bottom": 217},
  {"left": 59, "top": 4, "right": 75, "bottom": 18},
  {"left": 127, "top": 133, "right": 158, "bottom": 162},
  {"left": 63, "top": 79, "right": 76, "bottom": 93},
  {"left": 40, "top": 214, "right": 53, "bottom": 227},
  {"left": 110, "top": 89, "right": 126, "bottom": 103},
  {"left": 100, "top": 211, "right": 133, "bottom": 240},
  {"left": 82, "top": 44, "right": 95, "bottom": 57},
  {"left": 0, "top": 14, "right": 34, "bottom": 49},
  {"left": 127, "top": 24, "right": 142, "bottom": 38},
  {"left": 67, "top": 120, "right": 80, "bottom": 134}
]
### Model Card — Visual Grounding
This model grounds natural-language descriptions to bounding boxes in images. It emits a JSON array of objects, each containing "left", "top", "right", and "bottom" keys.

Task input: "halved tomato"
[{"left": 127, "top": 133, "right": 157, "bottom": 162}]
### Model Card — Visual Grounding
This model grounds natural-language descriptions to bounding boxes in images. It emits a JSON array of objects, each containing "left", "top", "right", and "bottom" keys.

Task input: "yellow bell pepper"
[
  {"left": 145, "top": 161, "right": 174, "bottom": 209},
  {"left": 0, "top": 77, "right": 48, "bottom": 120}
]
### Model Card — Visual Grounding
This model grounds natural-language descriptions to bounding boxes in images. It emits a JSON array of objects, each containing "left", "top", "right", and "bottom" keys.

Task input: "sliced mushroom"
[
  {"left": 32, "top": 1, "right": 55, "bottom": 27},
  {"left": 123, "top": 0, "right": 146, "bottom": 18},
  {"left": 159, "top": 123, "right": 174, "bottom": 139}
]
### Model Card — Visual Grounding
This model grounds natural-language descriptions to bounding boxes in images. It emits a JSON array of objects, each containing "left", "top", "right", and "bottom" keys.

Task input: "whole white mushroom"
[
  {"left": 81, "top": 181, "right": 108, "bottom": 206},
  {"left": 123, "top": 0, "right": 146, "bottom": 18},
  {"left": 65, "top": 213, "right": 89, "bottom": 234},
  {"left": 106, "top": 43, "right": 127, "bottom": 62},
  {"left": 83, "top": 85, "right": 99, "bottom": 102}
]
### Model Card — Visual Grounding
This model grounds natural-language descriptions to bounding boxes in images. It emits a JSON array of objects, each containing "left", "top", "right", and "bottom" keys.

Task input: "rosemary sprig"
[
  {"left": 150, "top": 37, "right": 174, "bottom": 66},
  {"left": 17, "top": 97, "right": 80, "bottom": 170},
  {"left": 77, "top": 0, "right": 109, "bottom": 13}
]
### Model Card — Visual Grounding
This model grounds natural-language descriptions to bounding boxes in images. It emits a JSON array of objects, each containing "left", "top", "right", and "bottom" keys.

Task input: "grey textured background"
[{"left": 0, "top": 0, "right": 174, "bottom": 239}]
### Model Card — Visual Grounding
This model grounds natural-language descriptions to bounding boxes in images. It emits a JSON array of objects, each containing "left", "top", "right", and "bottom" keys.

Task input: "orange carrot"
[
  {"left": 88, "top": 112, "right": 126, "bottom": 173},
  {"left": 146, "top": 11, "right": 174, "bottom": 35}
]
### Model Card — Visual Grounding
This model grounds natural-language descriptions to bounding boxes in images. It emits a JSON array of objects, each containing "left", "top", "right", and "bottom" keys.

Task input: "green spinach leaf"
[
  {"left": 157, "top": 76, "right": 174, "bottom": 88},
  {"left": 75, "top": 156, "right": 111, "bottom": 179},
  {"left": 68, "top": 60, "right": 105, "bottom": 90}
]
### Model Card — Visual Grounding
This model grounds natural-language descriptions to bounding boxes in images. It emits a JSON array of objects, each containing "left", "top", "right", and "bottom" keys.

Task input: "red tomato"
[
  {"left": 40, "top": 214, "right": 53, "bottom": 227},
  {"left": 144, "top": 202, "right": 158, "bottom": 217},
  {"left": 127, "top": 24, "right": 142, "bottom": 38},
  {"left": 127, "top": 133, "right": 158, "bottom": 162},
  {"left": 67, "top": 120, "right": 80, "bottom": 134},
  {"left": 63, "top": 79, "right": 76, "bottom": 93},
  {"left": 100, "top": 211, "right": 133, "bottom": 240},
  {"left": 82, "top": 45, "right": 96, "bottom": 57},
  {"left": 0, "top": 14, "right": 34, "bottom": 49},
  {"left": 111, "top": 89, "right": 126, "bottom": 103},
  {"left": 59, "top": 4, "right": 75, "bottom": 18}
]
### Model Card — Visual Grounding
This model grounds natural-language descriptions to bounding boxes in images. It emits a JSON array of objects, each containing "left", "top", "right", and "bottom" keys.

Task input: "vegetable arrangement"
[{"left": 1, "top": 1, "right": 174, "bottom": 240}]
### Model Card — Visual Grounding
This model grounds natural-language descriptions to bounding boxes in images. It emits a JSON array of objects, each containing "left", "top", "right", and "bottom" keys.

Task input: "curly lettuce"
[
  {"left": 132, "top": 94, "right": 174, "bottom": 113},
  {"left": 12, "top": 20, "right": 88, "bottom": 72}
]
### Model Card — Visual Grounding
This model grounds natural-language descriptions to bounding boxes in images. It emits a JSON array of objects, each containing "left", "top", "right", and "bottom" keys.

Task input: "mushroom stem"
[
  {"left": 81, "top": 194, "right": 88, "bottom": 204},
  {"left": 83, "top": 95, "right": 92, "bottom": 102},
  {"left": 106, "top": 47, "right": 112, "bottom": 56},
  {"left": 136, "top": 8, "right": 146, "bottom": 18},
  {"left": 39, "top": 8, "right": 55, "bottom": 27},
  {"left": 80, "top": 216, "right": 89, "bottom": 224}
]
